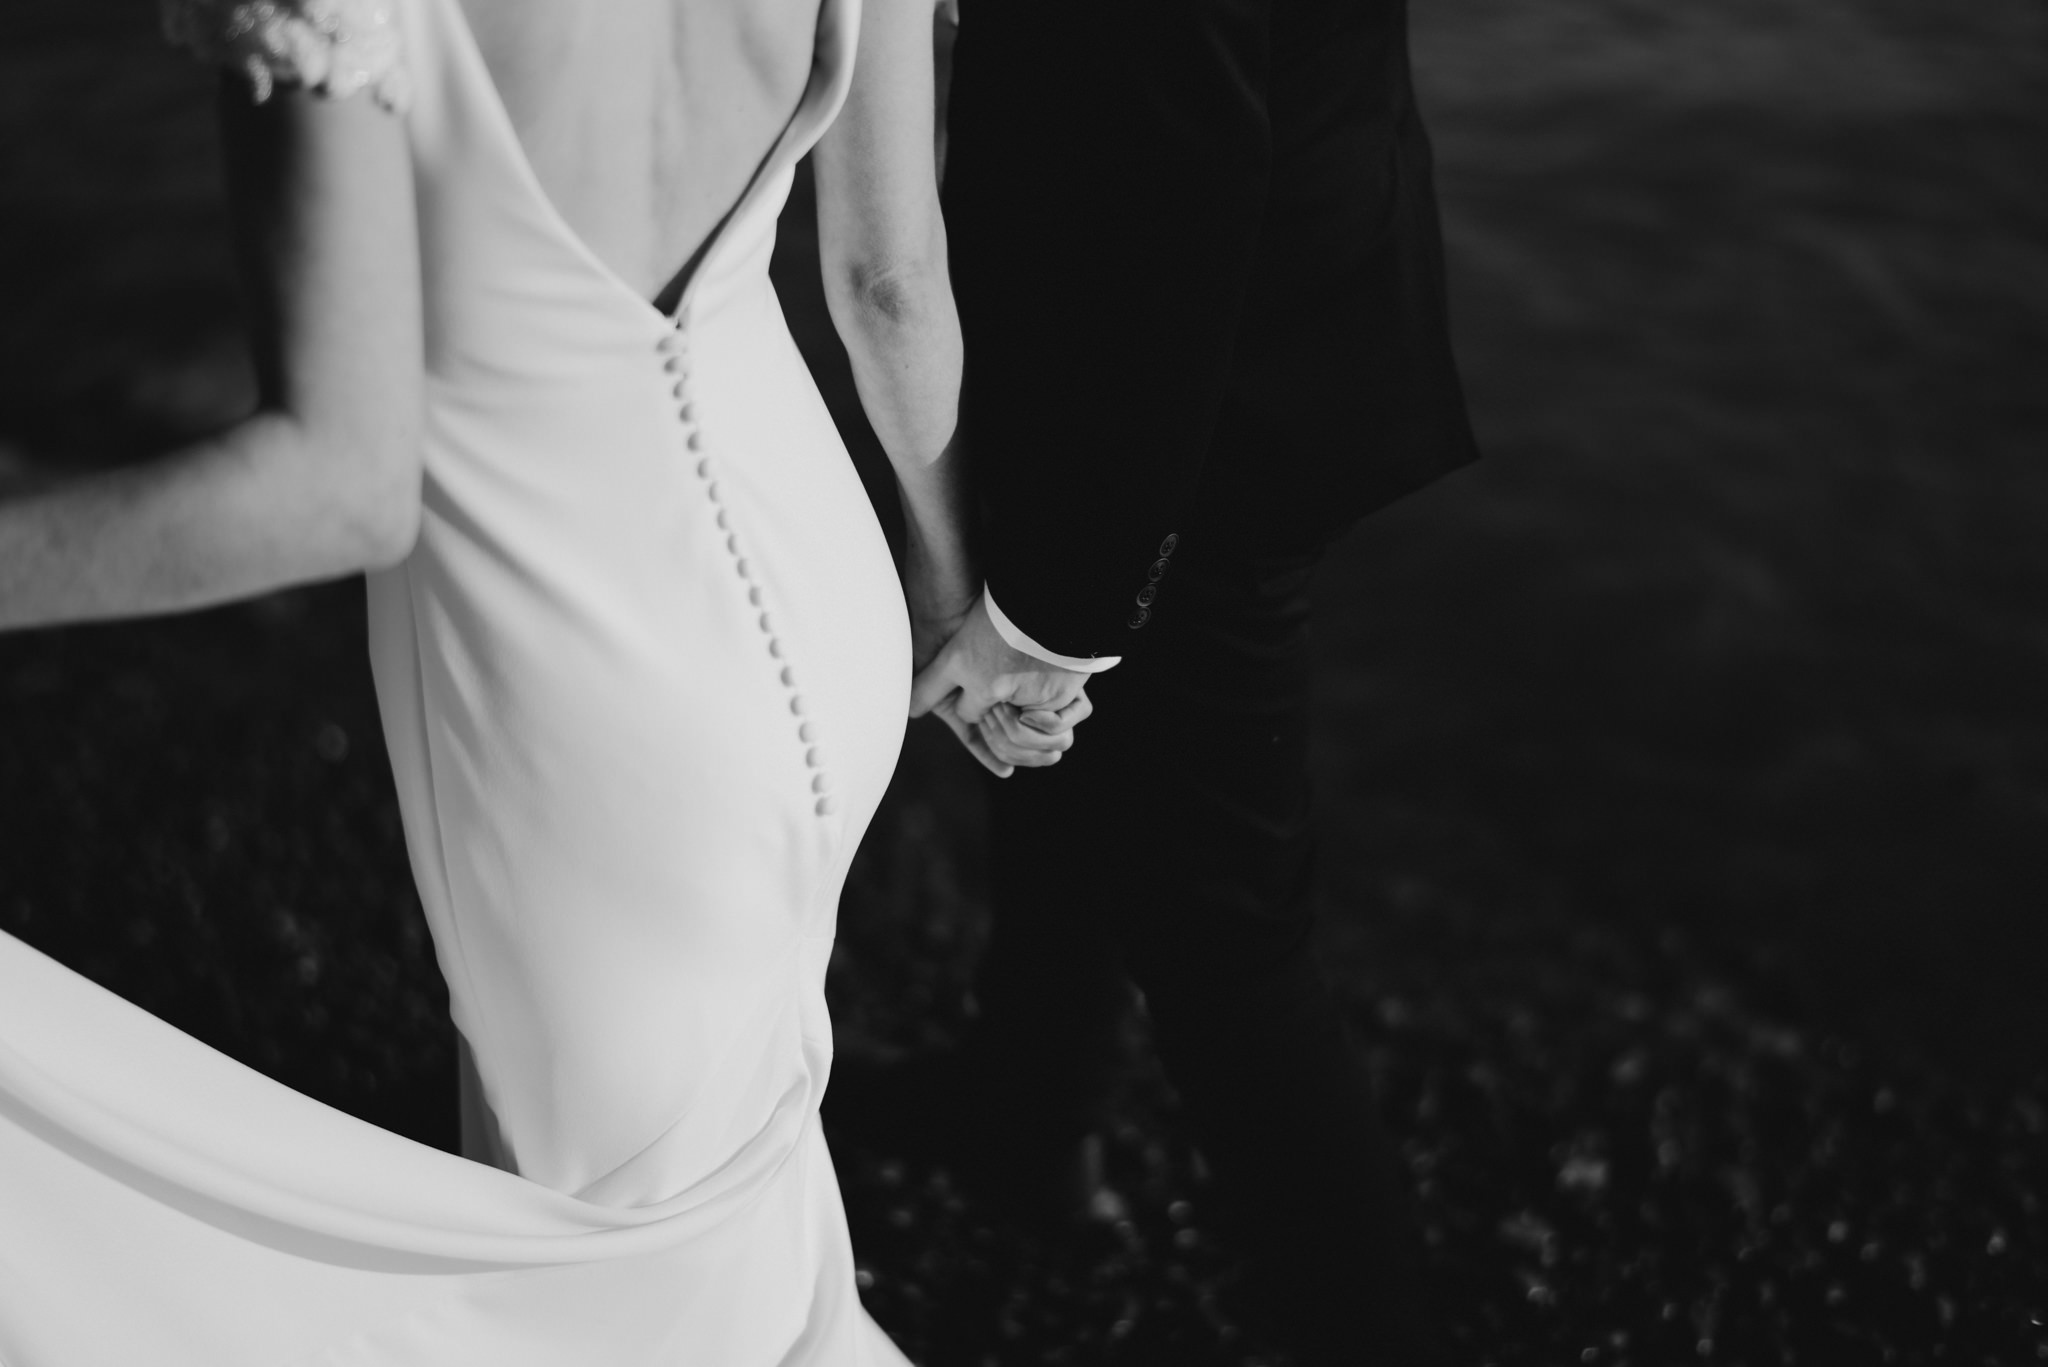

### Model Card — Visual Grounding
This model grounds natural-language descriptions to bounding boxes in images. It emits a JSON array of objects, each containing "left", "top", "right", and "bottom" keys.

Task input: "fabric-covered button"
[
  {"left": 668, "top": 380, "right": 832, "bottom": 823},
  {"left": 1128, "top": 607, "right": 1152, "bottom": 629},
  {"left": 1158, "top": 533, "right": 1179, "bottom": 556},
  {"left": 1136, "top": 585, "right": 1156, "bottom": 607},
  {"left": 667, "top": 357, "right": 833, "bottom": 819}
]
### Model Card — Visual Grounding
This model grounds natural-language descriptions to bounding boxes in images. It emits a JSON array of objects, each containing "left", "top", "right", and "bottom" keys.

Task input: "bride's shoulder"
[{"left": 159, "top": 0, "right": 412, "bottom": 111}]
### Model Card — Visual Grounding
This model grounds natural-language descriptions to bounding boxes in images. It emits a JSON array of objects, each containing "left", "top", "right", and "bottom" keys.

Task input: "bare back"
[{"left": 456, "top": 0, "right": 824, "bottom": 302}]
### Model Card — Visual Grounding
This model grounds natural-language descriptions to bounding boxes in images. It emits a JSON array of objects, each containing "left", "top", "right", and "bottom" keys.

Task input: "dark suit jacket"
[{"left": 942, "top": 0, "right": 1481, "bottom": 660}]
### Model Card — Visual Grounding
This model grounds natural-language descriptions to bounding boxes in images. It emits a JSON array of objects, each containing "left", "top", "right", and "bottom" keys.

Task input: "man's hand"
[{"left": 911, "top": 593, "right": 1093, "bottom": 776}]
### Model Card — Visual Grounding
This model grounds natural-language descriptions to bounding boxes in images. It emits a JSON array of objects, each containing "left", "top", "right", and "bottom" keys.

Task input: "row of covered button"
[
  {"left": 657, "top": 313, "right": 837, "bottom": 819},
  {"left": 1128, "top": 532, "right": 1179, "bottom": 630}
]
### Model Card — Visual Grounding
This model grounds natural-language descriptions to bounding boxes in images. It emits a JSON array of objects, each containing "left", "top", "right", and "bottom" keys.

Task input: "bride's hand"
[
  {"left": 927, "top": 693, "right": 1091, "bottom": 779},
  {"left": 909, "top": 593, "right": 1092, "bottom": 777}
]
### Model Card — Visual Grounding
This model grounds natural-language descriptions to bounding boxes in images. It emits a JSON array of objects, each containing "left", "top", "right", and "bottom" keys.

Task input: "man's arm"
[{"left": 939, "top": 0, "right": 1268, "bottom": 661}]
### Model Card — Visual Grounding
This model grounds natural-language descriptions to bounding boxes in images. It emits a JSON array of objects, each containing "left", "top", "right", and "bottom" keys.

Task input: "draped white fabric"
[{"left": 0, "top": 934, "right": 890, "bottom": 1364}]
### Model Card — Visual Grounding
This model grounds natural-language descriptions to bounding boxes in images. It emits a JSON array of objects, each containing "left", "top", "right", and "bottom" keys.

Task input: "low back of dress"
[
  {"left": 0, "top": 0, "right": 912, "bottom": 1360},
  {"left": 454, "top": 0, "right": 822, "bottom": 305}
]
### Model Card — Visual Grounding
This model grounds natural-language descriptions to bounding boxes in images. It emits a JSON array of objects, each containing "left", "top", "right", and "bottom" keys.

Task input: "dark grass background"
[{"left": 2, "top": 0, "right": 2044, "bottom": 1362}]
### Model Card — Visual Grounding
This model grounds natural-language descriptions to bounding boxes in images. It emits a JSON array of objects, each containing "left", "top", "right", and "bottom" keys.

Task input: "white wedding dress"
[{"left": 0, "top": 0, "right": 915, "bottom": 1361}]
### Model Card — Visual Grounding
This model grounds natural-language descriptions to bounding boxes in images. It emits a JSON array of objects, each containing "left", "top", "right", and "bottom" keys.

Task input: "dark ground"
[{"left": 2, "top": 0, "right": 2044, "bottom": 1363}]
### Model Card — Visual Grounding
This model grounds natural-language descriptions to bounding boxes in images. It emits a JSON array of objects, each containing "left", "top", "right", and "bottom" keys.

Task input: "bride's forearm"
[
  {"left": 831, "top": 267, "right": 971, "bottom": 573},
  {"left": 831, "top": 262, "right": 961, "bottom": 471},
  {"left": 809, "top": 0, "right": 965, "bottom": 570},
  {"left": 0, "top": 411, "right": 419, "bottom": 632},
  {"left": 0, "top": 71, "right": 428, "bottom": 634},
  {"left": 894, "top": 434, "right": 973, "bottom": 584}
]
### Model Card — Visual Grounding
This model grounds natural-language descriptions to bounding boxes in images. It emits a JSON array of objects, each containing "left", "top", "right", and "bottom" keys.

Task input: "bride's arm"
[
  {"left": 0, "top": 79, "right": 422, "bottom": 633},
  {"left": 810, "top": 0, "right": 972, "bottom": 663}
]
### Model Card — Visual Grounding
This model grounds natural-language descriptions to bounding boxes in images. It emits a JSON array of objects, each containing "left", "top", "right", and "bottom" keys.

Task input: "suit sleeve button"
[
  {"left": 1148, "top": 558, "right": 1169, "bottom": 582},
  {"left": 1158, "top": 533, "right": 1179, "bottom": 556},
  {"left": 1127, "top": 607, "right": 1152, "bottom": 629},
  {"left": 1136, "top": 585, "right": 1157, "bottom": 607}
]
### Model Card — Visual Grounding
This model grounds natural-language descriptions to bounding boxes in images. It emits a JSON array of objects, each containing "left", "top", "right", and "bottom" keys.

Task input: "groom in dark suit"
[{"left": 906, "top": 0, "right": 1479, "bottom": 1359}]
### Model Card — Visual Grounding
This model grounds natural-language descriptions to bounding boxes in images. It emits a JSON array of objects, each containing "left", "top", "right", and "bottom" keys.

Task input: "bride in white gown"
[{"left": 0, "top": 0, "right": 1070, "bottom": 1360}]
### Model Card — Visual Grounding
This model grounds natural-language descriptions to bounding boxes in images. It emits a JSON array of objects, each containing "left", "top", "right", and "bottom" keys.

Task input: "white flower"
[{"left": 161, "top": 0, "right": 410, "bottom": 113}]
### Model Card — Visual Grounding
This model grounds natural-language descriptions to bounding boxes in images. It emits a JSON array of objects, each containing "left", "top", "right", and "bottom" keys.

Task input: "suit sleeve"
[{"left": 940, "top": 0, "right": 1271, "bottom": 661}]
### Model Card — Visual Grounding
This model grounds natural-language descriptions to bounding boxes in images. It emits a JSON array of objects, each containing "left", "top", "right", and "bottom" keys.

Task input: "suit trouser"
[{"left": 970, "top": 532, "right": 1435, "bottom": 1366}]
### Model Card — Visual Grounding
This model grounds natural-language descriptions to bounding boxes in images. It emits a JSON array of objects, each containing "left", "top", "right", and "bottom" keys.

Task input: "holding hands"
[{"left": 910, "top": 591, "right": 1091, "bottom": 778}]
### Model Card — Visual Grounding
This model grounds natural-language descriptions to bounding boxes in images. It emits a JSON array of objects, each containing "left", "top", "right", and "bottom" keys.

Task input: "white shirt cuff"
[{"left": 984, "top": 586, "right": 1122, "bottom": 674}]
